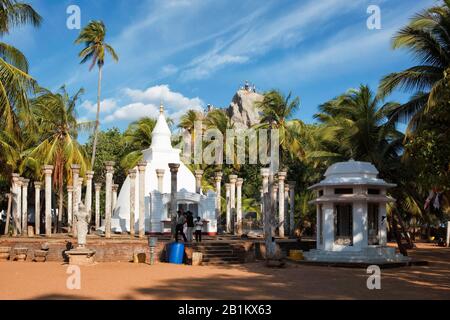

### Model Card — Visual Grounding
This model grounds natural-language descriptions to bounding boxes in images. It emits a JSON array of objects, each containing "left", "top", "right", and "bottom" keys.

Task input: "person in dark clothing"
[
  {"left": 186, "top": 211, "right": 194, "bottom": 242},
  {"left": 194, "top": 217, "right": 203, "bottom": 243},
  {"left": 175, "top": 210, "right": 187, "bottom": 242}
]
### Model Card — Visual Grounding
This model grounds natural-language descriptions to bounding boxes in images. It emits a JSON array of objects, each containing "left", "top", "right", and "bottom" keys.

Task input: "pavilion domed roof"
[{"left": 309, "top": 160, "right": 396, "bottom": 189}]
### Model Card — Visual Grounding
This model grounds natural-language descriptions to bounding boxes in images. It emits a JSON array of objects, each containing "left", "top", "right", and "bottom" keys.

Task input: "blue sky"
[{"left": 4, "top": 0, "right": 436, "bottom": 140}]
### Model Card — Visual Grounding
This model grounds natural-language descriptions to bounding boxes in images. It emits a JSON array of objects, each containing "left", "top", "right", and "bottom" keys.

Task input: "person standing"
[
  {"left": 186, "top": 211, "right": 194, "bottom": 243},
  {"left": 175, "top": 210, "right": 187, "bottom": 242},
  {"left": 195, "top": 217, "right": 204, "bottom": 243}
]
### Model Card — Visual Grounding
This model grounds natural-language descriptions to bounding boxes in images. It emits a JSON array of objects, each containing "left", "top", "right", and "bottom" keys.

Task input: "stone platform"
[{"left": 0, "top": 234, "right": 312, "bottom": 264}]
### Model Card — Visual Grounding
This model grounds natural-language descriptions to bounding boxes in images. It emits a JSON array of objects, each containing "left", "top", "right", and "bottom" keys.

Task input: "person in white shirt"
[{"left": 194, "top": 217, "right": 203, "bottom": 243}]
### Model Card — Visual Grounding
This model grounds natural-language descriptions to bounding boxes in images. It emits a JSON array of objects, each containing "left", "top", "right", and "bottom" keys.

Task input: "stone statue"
[{"left": 75, "top": 202, "right": 89, "bottom": 248}]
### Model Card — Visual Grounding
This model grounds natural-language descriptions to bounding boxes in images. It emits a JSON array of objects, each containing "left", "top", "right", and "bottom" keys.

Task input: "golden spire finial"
[{"left": 159, "top": 100, "right": 164, "bottom": 114}]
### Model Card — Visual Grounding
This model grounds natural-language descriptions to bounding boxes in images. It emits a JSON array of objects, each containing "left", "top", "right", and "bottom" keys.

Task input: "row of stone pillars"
[
  {"left": 260, "top": 168, "right": 296, "bottom": 237},
  {"left": 6, "top": 162, "right": 120, "bottom": 238}
]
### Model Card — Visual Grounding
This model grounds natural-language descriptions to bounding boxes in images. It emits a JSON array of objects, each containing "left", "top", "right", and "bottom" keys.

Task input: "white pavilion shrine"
[
  {"left": 108, "top": 105, "right": 217, "bottom": 235},
  {"left": 304, "top": 160, "right": 410, "bottom": 263}
]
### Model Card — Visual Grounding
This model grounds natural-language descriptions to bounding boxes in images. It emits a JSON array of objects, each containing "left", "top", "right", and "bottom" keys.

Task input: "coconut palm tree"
[
  {"left": 255, "top": 90, "right": 304, "bottom": 168},
  {"left": 75, "top": 20, "right": 118, "bottom": 169},
  {"left": 27, "top": 86, "right": 91, "bottom": 231},
  {"left": 315, "top": 85, "right": 403, "bottom": 179},
  {"left": 378, "top": 0, "right": 450, "bottom": 131},
  {"left": 0, "top": 0, "right": 41, "bottom": 133}
]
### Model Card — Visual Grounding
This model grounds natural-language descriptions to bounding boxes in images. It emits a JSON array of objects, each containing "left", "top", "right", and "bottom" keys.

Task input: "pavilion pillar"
[
  {"left": 11, "top": 174, "right": 21, "bottom": 236},
  {"left": 259, "top": 188, "right": 264, "bottom": 218},
  {"left": 446, "top": 221, "right": 450, "bottom": 248},
  {"left": 137, "top": 161, "right": 147, "bottom": 238},
  {"left": 194, "top": 170, "right": 204, "bottom": 194},
  {"left": 225, "top": 183, "right": 231, "bottom": 233},
  {"left": 67, "top": 186, "right": 73, "bottom": 232},
  {"left": 288, "top": 181, "right": 296, "bottom": 236},
  {"left": 168, "top": 163, "right": 180, "bottom": 238},
  {"left": 155, "top": 169, "right": 165, "bottom": 193},
  {"left": 128, "top": 169, "right": 137, "bottom": 237},
  {"left": 71, "top": 164, "right": 80, "bottom": 237},
  {"left": 21, "top": 179, "right": 29, "bottom": 236},
  {"left": 85, "top": 171, "right": 94, "bottom": 226},
  {"left": 236, "top": 178, "right": 243, "bottom": 235},
  {"left": 229, "top": 175, "right": 237, "bottom": 233},
  {"left": 112, "top": 184, "right": 119, "bottom": 212},
  {"left": 34, "top": 182, "right": 42, "bottom": 235},
  {"left": 94, "top": 183, "right": 101, "bottom": 229},
  {"left": 43, "top": 165, "right": 53, "bottom": 237},
  {"left": 104, "top": 161, "right": 115, "bottom": 239},
  {"left": 214, "top": 172, "right": 223, "bottom": 226}
]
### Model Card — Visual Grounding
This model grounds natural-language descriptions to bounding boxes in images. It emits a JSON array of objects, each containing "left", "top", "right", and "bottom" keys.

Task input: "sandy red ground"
[{"left": 0, "top": 243, "right": 449, "bottom": 300}]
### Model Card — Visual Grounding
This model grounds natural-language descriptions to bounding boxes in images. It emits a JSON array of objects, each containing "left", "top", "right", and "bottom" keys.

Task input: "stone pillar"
[
  {"left": 42, "top": 165, "right": 54, "bottom": 237},
  {"left": 168, "top": 163, "right": 180, "bottom": 237},
  {"left": 21, "top": 178, "right": 29, "bottom": 236},
  {"left": 11, "top": 174, "right": 21, "bottom": 236},
  {"left": 288, "top": 181, "right": 296, "bottom": 236},
  {"left": 17, "top": 178, "right": 23, "bottom": 235},
  {"left": 85, "top": 171, "right": 94, "bottom": 225},
  {"left": 229, "top": 175, "right": 237, "bottom": 233},
  {"left": 128, "top": 169, "right": 137, "bottom": 237},
  {"left": 155, "top": 169, "right": 165, "bottom": 193},
  {"left": 104, "top": 161, "right": 115, "bottom": 239},
  {"left": 236, "top": 178, "right": 243, "bottom": 235},
  {"left": 194, "top": 170, "right": 204, "bottom": 194},
  {"left": 277, "top": 172, "right": 286, "bottom": 238},
  {"left": 4, "top": 192, "right": 11, "bottom": 236},
  {"left": 71, "top": 164, "right": 80, "bottom": 237},
  {"left": 112, "top": 184, "right": 119, "bottom": 212},
  {"left": 214, "top": 172, "right": 223, "bottom": 224},
  {"left": 34, "top": 182, "right": 42, "bottom": 236},
  {"left": 261, "top": 168, "right": 270, "bottom": 225},
  {"left": 284, "top": 184, "right": 290, "bottom": 234},
  {"left": 273, "top": 184, "right": 278, "bottom": 221},
  {"left": 137, "top": 161, "right": 147, "bottom": 238},
  {"left": 94, "top": 183, "right": 101, "bottom": 229},
  {"left": 67, "top": 186, "right": 73, "bottom": 232},
  {"left": 225, "top": 183, "right": 231, "bottom": 233},
  {"left": 77, "top": 177, "right": 83, "bottom": 205}
]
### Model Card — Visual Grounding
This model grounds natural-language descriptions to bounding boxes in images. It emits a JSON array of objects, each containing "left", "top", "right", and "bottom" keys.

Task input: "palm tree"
[
  {"left": 0, "top": 0, "right": 41, "bottom": 134},
  {"left": 28, "top": 86, "right": 91, "bottom": 231},
  {"left": 315, "top": 85, "right": 403, "bottom": 178},
  {"left": 120, "top": 117, "right": 157, "bottom": 170},
  {"left": 75, "top": 20, "right": 118, "bottom": 169},
  {"left": 378, "top": 0, "right": 450, "bottom": 131},
  {"left": 255, "top": 90, "right": 303, "bottom": 168}
]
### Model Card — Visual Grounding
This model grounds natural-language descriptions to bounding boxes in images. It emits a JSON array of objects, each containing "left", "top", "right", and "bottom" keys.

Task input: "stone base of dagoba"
[{"left": 66, "top": 248, "right": 96, "bottom": 266}]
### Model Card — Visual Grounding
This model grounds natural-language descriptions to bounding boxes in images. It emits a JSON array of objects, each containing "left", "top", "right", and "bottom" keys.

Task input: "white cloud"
[
  {"left": 104, "top": 85, "right": 204, "bottom": 123},
  {"left": 124, "top": 84, "right": 203, "bottom": 110},
  {"left": 104, "top": 102, "right": 159, "bottom": 123},
  {"left": 81, "top": 98, "right": 118, "bottom": 114},
  {"left": 180, "top": 54, "right": 249, "bottom": 81}
]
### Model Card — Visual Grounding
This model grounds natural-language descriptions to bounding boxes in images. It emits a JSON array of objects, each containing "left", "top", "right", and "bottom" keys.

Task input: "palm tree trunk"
[
  {"left": 388, "top": 211, "right": 408, "bottom": 256},
  {"left": 395, "top": 210, "right": 413, "bottom": 248},
  {"left": 4, "top": 193, "right": 12, "bottom": 235},
  {"left": 90, "top": 65, "right": 103, "bottom": 169}
]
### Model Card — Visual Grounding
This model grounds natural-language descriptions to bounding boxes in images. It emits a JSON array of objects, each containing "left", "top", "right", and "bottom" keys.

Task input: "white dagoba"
[
  {"left": 109, "top": 104, "right": 217, "bottom": 235},
  {"left": 304, "top": 160, "right": 410, "bottom": 264}
]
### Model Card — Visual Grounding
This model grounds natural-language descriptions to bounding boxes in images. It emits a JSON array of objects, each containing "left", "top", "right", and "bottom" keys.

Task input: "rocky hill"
[{"left": 226, "top": 89, "right": 263, "bottom": 129}]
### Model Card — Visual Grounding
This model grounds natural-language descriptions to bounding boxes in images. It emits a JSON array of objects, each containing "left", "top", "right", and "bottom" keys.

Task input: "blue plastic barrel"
[{"left": 168, "top": 242, "right": 185, "bottom": 264}]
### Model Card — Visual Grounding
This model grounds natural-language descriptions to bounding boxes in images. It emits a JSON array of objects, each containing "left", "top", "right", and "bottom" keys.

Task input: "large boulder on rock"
[{"left": 226, "top": 89, "right": 263, "bottom": 129}]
